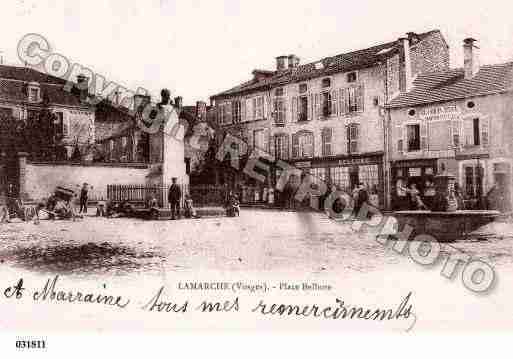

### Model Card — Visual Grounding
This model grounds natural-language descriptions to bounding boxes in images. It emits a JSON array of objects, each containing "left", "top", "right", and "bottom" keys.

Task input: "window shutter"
[
  {"left": 332, "top": 90, "right": 338, "bottom": 116},
  {"left": 481, "top": 117, "right": 489, "bottom": 147},
  {"left": 63, "top": 116, "right": 70, "bottom": 137},
  {"left": 397, "top": 126, "right": 404, "bottom": 153},
  {"left": 252, "top": 98, "right": 257, "bottom": 120},
  {"left": 282, "top": 97, "right": 288, "bottom": 124},
  {"left": 265, "top": 95, "right": 271, "bottom": 120},
  {"left": 283, "top": 134, "right": 289, "bottom": 159},
  {"left": 271, "top": 98, "right": 277, "bottom": 122},
  {"left": 226, "top": 102, "right": 232, "bottom": 124},
  {"left": 292, "top": 134, "right": 299, "bottom": 158},
  {"left": 356, "top": 84, "right": 364, "bottom": 112},
  {"left": 261, "top": 128, "right": 268, "bottom": 152},
  {"left": 314, "top": 93, "right": 320, "bottom": 119},
  {"left": 291, "top": 96, "right": 297, "bottom": 122},
  {"left": 339, "top": 88, "right": 347, "bottom": 115},
  {"left": 451, "top": 120, "right": 461, "bottom": 148},
  {"left": 217, "top": 105, "right": 222, "bottom": 124},
  {"left": 241, "top": 100, "right": 246, "bottom": 122},
  {"left": 420, "top": 121, "right": 428, "bottom": 151},
  {"left": 346, "top": 125, "right": 351, "bottom": 153},
  {"left": 463, "top": 119, "right": 473, "bottom": 146},
  {"left": 309, "top": 93, "right": 314, "bottom": 121}
]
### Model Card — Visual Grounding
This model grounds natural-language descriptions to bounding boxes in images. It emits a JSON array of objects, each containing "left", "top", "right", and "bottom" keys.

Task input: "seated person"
[
  {"left": 183, "top": 194, "right": 199, "bottom": 218},
  {"left": 96, "top": 198, "right": 106, "bottom": 217}
]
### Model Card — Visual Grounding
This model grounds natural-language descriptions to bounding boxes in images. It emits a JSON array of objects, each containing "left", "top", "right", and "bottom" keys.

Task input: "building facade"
[
  {"left": 388, "top": 38, "right": 513, "bottom": 211},
  {"left": 211, "top": 30, "right": 449, "bottom": 207}
]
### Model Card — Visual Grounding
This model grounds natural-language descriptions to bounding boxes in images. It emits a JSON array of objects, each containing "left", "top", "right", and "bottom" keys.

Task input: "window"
[
  {"left": 121, "top": 136, "right": 127, "bottom": 148},
  {"left": 347, "top": 87, "right": 357, "bottom": 113},
  {"left": 347, "top": 123, "right": 359, "bottom": 153},
  {"left": 310, "top": 167, "right": 327, "bottom": 185},
  {"left": 347, "top": 72, "right": 357, "bottom": 83},
  {"left": 321, "top": 78, "right": 331, "bottom": 88},
  {"left": 253, "top": 129, "right": 266, "bottom": 151},
  {"left": 339, "top": 85, "right": 364, "bottom": 114},
  {"left": 298, "top": 96, "right": 308, "bottom": 122},
  {"left": 464, "top": 164, "right": 484, "bottom": 198},
  {"left": 253, "top": 96, "right": 264, "bottom": 120},
  {"left": 232, "top": 100, "right": 241, "bottom": 123},
  {"left": 321, "top": 128, "right": 332, "bottom": 156},
  {"left": 28, "top": 87, "right": 40, "bottom": 102},
  {"left": 406, "top": 124, "right": 420, "bottom": 151},
  {"left": 0, "top": 107, "right": 13, "bottom": 118},
  {"left": 274, "top": 134, "right": 289, "bottom": 160},
  {"left": 299, "top": 83, "right": 308, "bottom": 94},
  {"left": 292, "top": 131, "right": 314, "bottom": 158},
  {"left": 54, "top": 112, "right": 65, "bottom": 137},
  {"left": 321, "top": 92, "right": 332, "bottom": 117},
  {"left": 359, "top": 164, "right": 380, "bottom": 190},
  {"left": 273, "top": 98, "right": 286, "bottom": 125},
  {"left": 275, "top": 88, "right": 284, "bottom": 96},
  {"left": 330, "top": 166, "right": 350, "bottom": 191},
  {"left": 464, "top": 118, "right": 480, "bottom": 146}
]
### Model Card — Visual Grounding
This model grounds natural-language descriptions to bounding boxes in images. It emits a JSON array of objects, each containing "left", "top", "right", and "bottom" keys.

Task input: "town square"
[{"left": 2, "top": 1, "right": 513, "bottom": 353}]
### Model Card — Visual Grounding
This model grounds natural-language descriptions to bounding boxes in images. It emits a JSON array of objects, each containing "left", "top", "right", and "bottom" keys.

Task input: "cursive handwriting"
[
  {"left": 33, "top": 276, "right": 130, "bottom": 309},
  {"left": 251, "top": 292, "right": 413, "bottom": 321}
]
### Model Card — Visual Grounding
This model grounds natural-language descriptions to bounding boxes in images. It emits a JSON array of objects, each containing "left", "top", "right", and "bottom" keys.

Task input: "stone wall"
[{"left": 24, "top": 161, "right": 150, "bottom": 201}]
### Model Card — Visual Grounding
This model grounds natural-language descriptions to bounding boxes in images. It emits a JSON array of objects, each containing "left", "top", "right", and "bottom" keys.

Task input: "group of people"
[
  {"left": 395, "top": 178, "right": 439, "bottom": 211},
  {"left": 394, "top": 177, "right": 493, "bottom": 211}
]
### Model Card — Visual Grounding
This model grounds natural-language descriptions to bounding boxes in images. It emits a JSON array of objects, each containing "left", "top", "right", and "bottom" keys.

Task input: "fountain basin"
[{"left": 392, "top": 210, "right": 501, "bottom": 242}]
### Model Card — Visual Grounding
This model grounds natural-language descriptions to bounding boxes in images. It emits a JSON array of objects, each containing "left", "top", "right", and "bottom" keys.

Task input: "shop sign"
[
  {"left": 419, "top": 105, "right": 461, "bottom": 121},
  {"left": 408, "top": 168, "right": 421, "bottom": 177},
  {"left": 295, "top": 161, "right": 311, "bottom": 168},
  {"left": 338, "top": 157, "right": 376, "bottom": 166}
]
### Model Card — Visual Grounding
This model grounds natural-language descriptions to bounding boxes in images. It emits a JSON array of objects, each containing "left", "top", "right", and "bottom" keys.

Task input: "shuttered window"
[
  {"left": 292, "top": 131, "right": 314, "bottom": 158},
  {"left": 274, "top": 134, "right": 289, "bottom": 160},
  {"left": 321, "top": 128, "right": 332, "bottom": 156},
  {"left": 347, "top": 123, "right": 359, "bottom": 153}
]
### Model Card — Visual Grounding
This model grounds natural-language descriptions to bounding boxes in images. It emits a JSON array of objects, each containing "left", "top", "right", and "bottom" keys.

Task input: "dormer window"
[
  {"left": 347, "top": 72, "right": 358, "bottom": 83},
  {"left": 321, "top": 78, "right": 331, "bottom": 88},
  {"left": 27, "top": 82, "right": 41, "bottom": 103}
]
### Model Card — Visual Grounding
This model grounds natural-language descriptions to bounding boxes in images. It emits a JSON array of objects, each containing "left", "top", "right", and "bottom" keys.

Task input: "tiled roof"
[
  {"left": 388, "top": 62, "right": 513, "bottom": 108},
  {"left": 0, "top": 79, "right": 86, "bottom": 107},
  {"left": 212, "top": 30, "right": 441, "bottom": 98},
  {"left": 0, "top": 65, "right": 87, "bottom": 107},
  {"left": 0, "top": 65, "right": 67, "bottom": 85}
]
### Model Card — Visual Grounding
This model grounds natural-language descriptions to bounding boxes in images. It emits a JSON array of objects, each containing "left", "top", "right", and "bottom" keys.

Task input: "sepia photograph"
[{"left": 0, "top": 0, "right": 513, "bottom": 356}]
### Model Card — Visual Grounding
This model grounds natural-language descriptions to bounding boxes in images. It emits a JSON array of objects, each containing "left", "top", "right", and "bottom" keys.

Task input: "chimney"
[
  {"left": 399, "top": 37, "right": 413, "bottom": 92},
  {"left": 288, "top": 54, "right": 300, "bottom": 68},
  {"left": 276, "top": 55, "right": 288, "bottom": 71},
  {"left": 464, "top": 38, "right": 480, "bottom": 79},
  {"left": 174, "top": 96, "right": 183, "bottom": 109},
  {"left": 76, "top": 74, "right": 89, "bottom": 101},
  {"left": 196, "top": 101, "right": 207, "bottom": 121}
]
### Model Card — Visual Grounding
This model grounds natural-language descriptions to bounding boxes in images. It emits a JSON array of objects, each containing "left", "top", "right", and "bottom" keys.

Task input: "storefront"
[
  {"left": 284, "top": 153, "right": 384, "bottom": 208},
  {"left": 391, "top": 159, "right": 438, "bottom": 209}
]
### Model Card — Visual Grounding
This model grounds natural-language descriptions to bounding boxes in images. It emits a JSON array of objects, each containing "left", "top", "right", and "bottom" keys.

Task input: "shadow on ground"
[{"left": 0, "top": 242, "right": 166, "bottom": 276}]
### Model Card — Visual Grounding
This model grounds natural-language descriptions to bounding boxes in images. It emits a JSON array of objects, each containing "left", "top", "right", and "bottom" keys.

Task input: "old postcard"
[{"left": 1, "top": 0, "right": 513, "bottom": 356}]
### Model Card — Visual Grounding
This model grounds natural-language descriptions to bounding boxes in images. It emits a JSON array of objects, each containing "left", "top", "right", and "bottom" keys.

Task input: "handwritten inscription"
[{"left": 1, "top": 277, "right": 414, "bottom": 326}]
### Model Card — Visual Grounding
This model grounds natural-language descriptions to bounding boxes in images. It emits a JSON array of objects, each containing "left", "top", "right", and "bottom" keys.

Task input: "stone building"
[
  {"left": 0, "top": 65, "right": 95, "bottom": 158},
  {"left": 387, "top": 38, "right": 513, "bottom": 211},
  {"left": 210, "top": 30, "right": 449, "bottom": 207}
]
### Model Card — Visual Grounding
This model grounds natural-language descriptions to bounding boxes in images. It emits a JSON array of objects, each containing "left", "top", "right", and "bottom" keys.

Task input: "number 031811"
[{"left": 16, "top": 340, "right": 46, "bottom": 349}]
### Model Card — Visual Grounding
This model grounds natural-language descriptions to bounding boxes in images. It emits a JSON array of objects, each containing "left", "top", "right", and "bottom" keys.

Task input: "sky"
[{"left": 1, "top": 0, "right": 513, "bottom": 105}]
